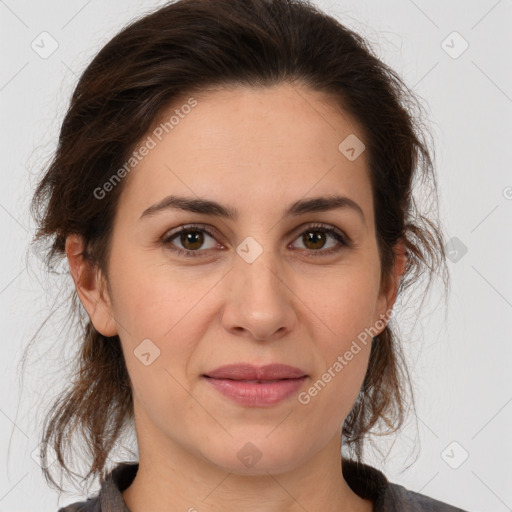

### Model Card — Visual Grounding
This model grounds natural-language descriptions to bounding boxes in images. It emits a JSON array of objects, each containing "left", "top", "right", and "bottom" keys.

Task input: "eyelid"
[
  {"left": 161, "top": 223, "right": 222, "bottom": 248},
  {"left": 290, "top": 221, "right": 349, "bottom": 242},
  {"left": 161, "top": 222, "right": 351, "bottom": 258}
]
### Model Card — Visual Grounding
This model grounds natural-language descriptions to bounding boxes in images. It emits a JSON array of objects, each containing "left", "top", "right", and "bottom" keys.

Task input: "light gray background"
[{"left": 1, "top": 1, "right": 511, "bottom": 511}]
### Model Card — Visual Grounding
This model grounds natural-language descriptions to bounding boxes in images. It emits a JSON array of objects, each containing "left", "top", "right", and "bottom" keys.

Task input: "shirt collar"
[{"left": 98, "top": 458, "right": 390, "bottom": 511}]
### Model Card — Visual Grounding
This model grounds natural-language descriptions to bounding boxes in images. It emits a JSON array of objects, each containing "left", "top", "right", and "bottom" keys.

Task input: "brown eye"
[
  {"left": 291, "top": 224, "right": 349, "bottom": 256},
  {"left": 179, "top": 230, "right": 205, "bottom": 251},
  {"left": 302, "top": 230, "right": 328, "bottom": 250},
  {"left": 162, "top": 223, "right": 349, "bottom": 259},
  {"left": 162, "top": 224, "right": 219, "bottom": 258}
]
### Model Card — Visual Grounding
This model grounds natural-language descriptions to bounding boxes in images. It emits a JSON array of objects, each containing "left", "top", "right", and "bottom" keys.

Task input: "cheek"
[
  {"left": 108, "top": 248, "right": 223, "bottom": 404},
  {"left": 292, "top": 341, "right": 371, "bottom": 451},
  {"left": 301, "top": 264, "right": 380, "bottom": 340},
  {"left": 288, "top": 270, "right": 378, "bottom": 420},
  {"left": 108, "top": 242, "right": 212, "bottom": 339}
]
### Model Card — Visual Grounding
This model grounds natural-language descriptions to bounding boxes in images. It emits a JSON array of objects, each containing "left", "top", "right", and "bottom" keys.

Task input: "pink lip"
[
  {"left": 203, "top": 363, "right": 308, "bottom": 406},
  {"left": 205, "top": 363, "right": 307, "bottom": 380}
]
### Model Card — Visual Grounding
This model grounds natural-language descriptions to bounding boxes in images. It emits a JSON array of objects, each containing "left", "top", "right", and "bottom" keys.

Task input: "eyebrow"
[{"left": 139, "top": 194, "right": 366, "bottom": 224}]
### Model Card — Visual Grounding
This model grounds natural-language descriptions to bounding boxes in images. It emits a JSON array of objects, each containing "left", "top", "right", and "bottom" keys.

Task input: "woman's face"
[{"left": 71, "top": 83, "right": 401, "bottom": 474}]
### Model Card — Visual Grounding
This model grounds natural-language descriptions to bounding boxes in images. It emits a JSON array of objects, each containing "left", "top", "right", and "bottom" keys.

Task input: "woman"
[{"left": 29, "top": 0, "right": 465, "bottom": 510}]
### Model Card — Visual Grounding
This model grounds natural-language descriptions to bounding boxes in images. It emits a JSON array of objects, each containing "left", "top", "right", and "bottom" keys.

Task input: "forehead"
[{"left": 116, "top": 83, "right": 373, "bottom": 225}]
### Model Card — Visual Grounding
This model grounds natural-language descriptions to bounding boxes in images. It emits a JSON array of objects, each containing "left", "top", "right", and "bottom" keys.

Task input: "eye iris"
[
  {"left": 304, "top": 230, "right": 326, "bottom": 250},
  {"left": 172, "top": 227, "right": 336, "bottom": 253},
  {"left": 181, "top": 231, "right": 204, "bottom": 250}
]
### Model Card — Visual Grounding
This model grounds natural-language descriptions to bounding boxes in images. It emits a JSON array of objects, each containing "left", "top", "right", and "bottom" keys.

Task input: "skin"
[{"left": 66, "top": 83, "right": 406, "bottom": 512}]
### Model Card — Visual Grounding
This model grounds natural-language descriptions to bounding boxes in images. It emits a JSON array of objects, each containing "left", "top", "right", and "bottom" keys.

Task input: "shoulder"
[
  {"left": 55, "top": 461, "right": 137, "bottom": 512},
  {"left": 341, "top": 459, "right": 467, "bottom": 512},
  {"left": 57, "top": 496, "right": 100, "bottom": 512},
  {"left": 385, "top": 482, "right": 468, "bottom": 511}
]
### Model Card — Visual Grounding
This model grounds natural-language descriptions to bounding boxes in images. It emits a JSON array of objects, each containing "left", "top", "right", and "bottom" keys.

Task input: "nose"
[{"left": 220, "top": 249, "right": 297, "bottom": 342}]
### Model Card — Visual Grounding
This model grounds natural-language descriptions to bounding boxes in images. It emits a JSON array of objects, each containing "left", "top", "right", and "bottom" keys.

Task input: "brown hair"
[{"left": 25, "top": 0, "right": 449, "bottom": 494}]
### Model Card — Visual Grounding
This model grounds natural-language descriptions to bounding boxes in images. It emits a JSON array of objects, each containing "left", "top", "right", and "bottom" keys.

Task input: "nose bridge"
[
  {"left": 236, "top": 237, "right": 284, "bottom": 307},
  {"left": 240, "top": 247, "right": 280, "bottom": 297},
  {"left": 222, "top": 235, "right": 295, "bottom": 339}
]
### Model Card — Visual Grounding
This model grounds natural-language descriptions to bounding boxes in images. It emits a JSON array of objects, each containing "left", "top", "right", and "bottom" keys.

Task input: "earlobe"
[{"left": 65, "top": 234, "right": 118, "bottom": 337}]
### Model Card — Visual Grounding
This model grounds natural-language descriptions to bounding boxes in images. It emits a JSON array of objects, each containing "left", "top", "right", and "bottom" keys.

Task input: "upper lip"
[{"left": 204, "top": 363, "right": 307, "bottom": 380}]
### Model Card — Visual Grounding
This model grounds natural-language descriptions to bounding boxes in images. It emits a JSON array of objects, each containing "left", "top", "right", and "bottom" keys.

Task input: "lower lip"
[{"left": 204, "top": 376, "right": 308, "bottom": 406}]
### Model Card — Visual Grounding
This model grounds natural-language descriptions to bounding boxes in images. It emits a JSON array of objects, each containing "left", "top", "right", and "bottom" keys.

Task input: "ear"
[
  {"left": 65, "top": 234, "right": 118, "bottom": 337},
  {"left": 374, "top": 239, "right": 408, "bottom": 333}
]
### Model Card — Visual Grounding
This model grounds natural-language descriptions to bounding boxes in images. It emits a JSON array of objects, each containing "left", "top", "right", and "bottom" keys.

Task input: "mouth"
[
  {"left": 204, "top": 378, "right": 296, "bottom": 383},
  {"left": 202, "top": 363, "right": 308, "bottom": 406},
  {"left": 203, "top": 362, "right": 308, "bottom": 381}
]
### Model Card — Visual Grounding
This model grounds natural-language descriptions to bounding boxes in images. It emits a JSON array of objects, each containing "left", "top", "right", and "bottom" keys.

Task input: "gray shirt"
[{"left": 57, "top": 459, "right": 468, "bottom": 511}]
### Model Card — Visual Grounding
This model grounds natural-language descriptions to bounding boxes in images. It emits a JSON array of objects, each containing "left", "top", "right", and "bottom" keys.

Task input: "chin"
[{"left": 200, "top": 436, "right": 305, "bottom": 476}]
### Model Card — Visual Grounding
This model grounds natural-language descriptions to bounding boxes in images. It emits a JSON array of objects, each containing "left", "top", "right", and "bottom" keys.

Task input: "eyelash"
[{"left": 161, "top": 223, "right": 350, "bottom": 259}]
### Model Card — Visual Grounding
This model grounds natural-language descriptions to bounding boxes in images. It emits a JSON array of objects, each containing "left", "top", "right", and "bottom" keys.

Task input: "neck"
[{"left": 122, "top": 429, "right": 372, "bottom": 512}]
